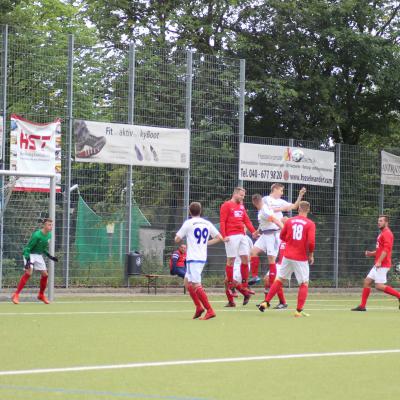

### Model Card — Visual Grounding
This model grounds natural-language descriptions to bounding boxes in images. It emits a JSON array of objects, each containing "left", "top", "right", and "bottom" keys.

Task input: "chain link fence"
[{"left": 1, "top": 25, "right": 399, "bottom": 290}]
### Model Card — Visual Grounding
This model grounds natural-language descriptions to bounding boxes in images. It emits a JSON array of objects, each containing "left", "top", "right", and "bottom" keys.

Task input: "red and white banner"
[{"left": 10, "top": 114, "right": 61, "bottom": 192}]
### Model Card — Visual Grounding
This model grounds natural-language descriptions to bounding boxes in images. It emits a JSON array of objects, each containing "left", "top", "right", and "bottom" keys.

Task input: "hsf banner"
[
  {"left": 239, "top": 143, "right": 335, "bottom": 187},
  {"left": 10, "top": 114, "right": 61, "bottom": 192},
  {"left": 381, "top": 150, "right": 400, "bottom": 186},
  {"left": 74, "top": 120, "right": 190, "bottom": 169}
]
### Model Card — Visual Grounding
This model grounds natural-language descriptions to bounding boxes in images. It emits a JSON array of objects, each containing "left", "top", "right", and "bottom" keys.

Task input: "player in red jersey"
[
  {"left": 257, "top": 201, "right": 315, "bottom": 317},
  {"left": 220, "top": 187, "right": 257, "bottom": 306},
  {"left": 352, "top": 215, "right": 400, "bottom": 311}
]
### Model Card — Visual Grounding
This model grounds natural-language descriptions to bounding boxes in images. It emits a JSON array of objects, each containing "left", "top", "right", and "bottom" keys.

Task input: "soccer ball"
[{"left": 292, "top": 148, "right": 304, "bottom": 162}]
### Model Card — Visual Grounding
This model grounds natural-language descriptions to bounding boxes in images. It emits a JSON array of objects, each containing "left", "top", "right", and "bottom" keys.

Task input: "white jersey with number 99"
[{"left": 176, "top": 217, "right": 220, "bottom": 262}]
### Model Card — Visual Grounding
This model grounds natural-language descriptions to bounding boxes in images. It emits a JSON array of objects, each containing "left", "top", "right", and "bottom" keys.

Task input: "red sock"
[
  {"left": 225, "top": 280, "right": 234, "bottom": 302},
  {"left": 195, "top": 285, "right": 212, "bottom": 311},
  {"left": 250, "top": 257, "right": 260, "bottom": 278},
  {"left": 39, "top": 275, "right": 48, "bottom": 295},
  {"left": 16, "top": 272, "right": 30, "bottom": 294},
  {"left": 188, "top": 284, "right": 202, "bottom": 309},
  {"left": 235, "top": 283, "right": 249, "bottom": 296},
  {"left": 225, "top": 265, "right": 233, "bottom": 282},
  {"left": 265, "top": 280, "right": 282, "bottom": 303},
  {"left": 297, "top": 283, "right": 308, "bottom": 311},
  {"left": 360, "top": 287, "right": 371, "bottom": 308},
  {"left": 278, "top": 287, "right": 286, "bottom": 304},
  {"left": 384, "top": 285, "right": 400, "bottom": 299},
  {"left": 240, "top": 263, "right": 249, "bottom": 287},
  {"left": 268, "top": 263, "right": 277, "bottom": 285}
]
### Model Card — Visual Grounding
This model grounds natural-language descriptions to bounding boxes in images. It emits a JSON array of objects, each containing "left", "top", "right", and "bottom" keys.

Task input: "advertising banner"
[
  {"left": 239, "top": 143, "right": 334, "bottom": 187},
  {"left": 381, "top": 150, "right": 400, "bottom": 186},
  {"left": 10, "top": 114, "right": 61, "bottom": 192},
  {"left": 74, "top": 120, "right": 190, "bottom": 169}
]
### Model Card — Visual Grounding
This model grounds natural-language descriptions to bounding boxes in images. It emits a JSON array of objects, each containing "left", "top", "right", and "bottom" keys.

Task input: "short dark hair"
[
  {"left": 189, "top": 202, "right": 202, "bottom": 216},
  {"left": 252, "top": 193, "right": 262, "bottom": 202},
  {"left": 379, "top": 215, "right": 389, "bottom": 223},
  {"left": 233, "top": 186, "right": 245, "bottom": 194}
]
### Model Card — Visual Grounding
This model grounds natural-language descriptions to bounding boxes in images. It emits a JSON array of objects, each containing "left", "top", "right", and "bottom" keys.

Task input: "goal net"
[{"left": 0, "top": 170, "right": 56, "bottom": 300}]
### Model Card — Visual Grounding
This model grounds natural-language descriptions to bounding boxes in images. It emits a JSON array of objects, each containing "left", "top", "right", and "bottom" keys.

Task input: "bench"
[{"left": 143, "top": 274, "right": 186, "bottom": 295}]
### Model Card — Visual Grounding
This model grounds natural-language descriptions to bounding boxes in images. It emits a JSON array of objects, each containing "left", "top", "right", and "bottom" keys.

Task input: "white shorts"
[
  {"left": 186, "top": 261, "right": 206, "bottom": 284},
  {"left": 225, "top": 234, "right": 251, "bottom": 258},
  {"left": 278, "top": 257, "right": 309, "bottom": 284},
  {"left": 254, "top": 231, "right": 280, "bottom": 256},
  {"left": 23, "top": 254, "right": 47, "bottom": 271},
  {"left": 366, "top": 266, "right": 390, "bottom": 284},
  {"left": 233, "top": 258, "right": 250, "bottom": 282}
]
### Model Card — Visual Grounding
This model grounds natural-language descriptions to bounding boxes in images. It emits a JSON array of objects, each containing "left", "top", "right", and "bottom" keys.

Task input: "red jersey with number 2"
[
  {"left": 375, "top": 227, "right": 393, "bottom": 267},
  {"left": 280, "top": 216, "right": 316, "bottom": 261}
]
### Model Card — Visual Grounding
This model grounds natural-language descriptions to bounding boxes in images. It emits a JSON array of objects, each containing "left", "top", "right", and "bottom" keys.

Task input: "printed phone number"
[{"left": 240, "top": 168, "right": 282, "bottom": 180}]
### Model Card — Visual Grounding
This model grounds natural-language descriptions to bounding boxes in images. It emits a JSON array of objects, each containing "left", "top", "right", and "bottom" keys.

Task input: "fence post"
[
  {"left": 288, "top": 138, "right": 294, "bottom": 216},
  {"left": 126, "top": 43, "right": 135, "bottom": 257},
  {"left": 333, "top": 143, "right": 341, "bottom": 288},
  {"left": 238, "top": 59, "right": 245, "bottom": 187},
  {"left": 62, "top": 34, "right": 74, "bottom": 288},
  {"left": 183, "top": 50, "right": 193, "bottom": 219},
  {"left": 0, "top": 25, "right": 8, "bottom": 289},
  {"left": 379, "top": 152, "right": 384, "bottom": 213}
]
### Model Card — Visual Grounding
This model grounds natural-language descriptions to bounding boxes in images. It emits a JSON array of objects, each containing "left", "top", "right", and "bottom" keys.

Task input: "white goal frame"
[{"left": 0, "top": 170, "right": 56, "bottom": 301}]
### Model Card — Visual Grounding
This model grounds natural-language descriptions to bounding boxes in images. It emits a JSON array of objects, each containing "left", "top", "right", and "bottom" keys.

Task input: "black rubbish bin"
[{"left": 126, "top": 251, "right": 142, "bottom": 275}]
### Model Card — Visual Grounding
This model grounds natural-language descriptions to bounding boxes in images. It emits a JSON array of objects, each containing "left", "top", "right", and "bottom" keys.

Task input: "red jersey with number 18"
[
  {"left": 280, "top": 216, "right": 316, "bottom": 261},
  {"left": 375, "top": 227, "right": 393, "bottom": 267}
]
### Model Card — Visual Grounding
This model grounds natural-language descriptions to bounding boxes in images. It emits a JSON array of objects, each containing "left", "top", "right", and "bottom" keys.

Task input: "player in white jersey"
[
  {"left": 175, "top": 201, "right": 225, "bottom": 320},
  {"left": 248, "top": 184, "right": 306, "bottom": 287}
]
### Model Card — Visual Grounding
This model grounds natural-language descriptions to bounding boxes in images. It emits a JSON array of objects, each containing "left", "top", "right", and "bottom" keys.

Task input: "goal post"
[{"left": 0, "top": 170, "right": 56, "bottom": 301}]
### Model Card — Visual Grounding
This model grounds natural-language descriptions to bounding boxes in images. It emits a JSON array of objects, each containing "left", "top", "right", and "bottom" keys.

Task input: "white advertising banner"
[
  {"left": 74, "top": 120, "right": 190, "bottom": 169},
  {"left": 10, "top": 114, "right": 61, "bottom": 192},
  {"left": 381, "top": 150, "right": 400, "bottom": 186},
  {"left": 239, "top": 143, "right": 334, "bottom": 187}
]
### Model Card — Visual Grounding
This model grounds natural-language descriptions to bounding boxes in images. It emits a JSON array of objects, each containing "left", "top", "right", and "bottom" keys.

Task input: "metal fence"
[{"left": 1, "top": 25, "right": 399, "bottom": 290}]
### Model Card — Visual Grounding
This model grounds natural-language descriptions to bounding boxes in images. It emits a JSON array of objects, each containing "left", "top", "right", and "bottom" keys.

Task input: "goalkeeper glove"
[
  {"left": 48, "top": 254, "right": 58, "bottom": 262},
  {"left": 24, "top": 258, "right": 32, "bottom": 269}
]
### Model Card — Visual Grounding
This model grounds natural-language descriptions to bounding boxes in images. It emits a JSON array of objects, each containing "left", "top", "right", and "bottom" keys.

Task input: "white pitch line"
[
  {"left": 0, "top": 306, "right": 395, "bottom": 316},
  {"left": 0, "top": 349, "right": 399, "bottom": 376}
]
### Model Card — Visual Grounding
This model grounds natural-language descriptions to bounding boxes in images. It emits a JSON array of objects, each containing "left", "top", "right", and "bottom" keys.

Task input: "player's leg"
[
  {"left": 191, "top": 263, "right": 215, "bottom": 320},
  {"left": 186, "top": 263, "right": 204, "bottom": 318},
  {"left": 273, "top": 262, "right": 288, "bottom": 309},
  {"left": 12, "top": 258, "right": 33, "bottom": 304},
  {"left": 373, "top": 268, "right": 400, "bottom": 307},
  {"left": 249, "top": 246, "right": 263, "bottom": 286},
  {"left": 257, "top": 257, "right": 291, "bottom": 312},
  {"left": 293, "top": 261, "right": 310, "bottom": 317},
  {"left": 352, "top": 268, "right": 375, "bottom": 311},
  {"left": 35, "top": 256, "right": 50, "bottom": 304}
]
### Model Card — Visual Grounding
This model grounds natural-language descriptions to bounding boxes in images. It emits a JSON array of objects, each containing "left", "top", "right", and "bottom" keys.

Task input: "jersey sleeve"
[
  {"left": 23, "top": 232, "right": 39, "bottom": 259},
  {"left": 208, "top": 222, "right": 220, "bottom": 239},
  {"left": 382, "top": 231, "right": 393, "bottom": 253},
  {"left": 307, "top": 222, "right": 316, "bottom": 253},
  {"left": 176, "top": 221, "right": 189, "bottom": 240},
  {"left": 243, "top": 209, "right": 256, "bottom": 233},
  {"left": 260, "top": 205, "right": 274, "bottom": 221},
  {"left": 280, "top": 220, "right": 290, "bottom": 242},
  {"left": 219, "top": 203, "right": 228, "bottom": 237}
]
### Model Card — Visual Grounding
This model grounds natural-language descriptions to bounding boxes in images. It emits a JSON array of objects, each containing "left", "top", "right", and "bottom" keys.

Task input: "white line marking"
[
  {"left": 0, "top": 349, "right": 399, "bottom": 376},
  {"left": 0, "top": 307, "right": 395, "bottom": 316}
]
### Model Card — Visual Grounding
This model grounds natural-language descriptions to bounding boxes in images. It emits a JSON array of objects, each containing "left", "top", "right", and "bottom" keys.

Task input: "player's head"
[
  {"left": 378, "top": 215, "right": 389, "bottom": 230},
  {"left": 178, "top": 243, "right": 187, "bottom": 253},
  {"left": 270, "top": 183, "right": 284, "bottom": 198},
  {"left": 41, "top": 217, "right": 53, "bottom": 232},
  {"left": 232, "top": 187, "right": 245, "bottom": 203},
  {"left": 298, "top": 201, "right": 310, "bottom": 215},
  {"left": 251, "top": 193, "right": 263, "bottom": 210},
  {"left": 189, "top": 202, "right": 202, "bottom": 217}
]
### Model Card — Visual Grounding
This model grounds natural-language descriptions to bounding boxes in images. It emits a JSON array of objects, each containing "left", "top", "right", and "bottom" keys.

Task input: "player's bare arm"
[
  {"left": 174, "top": 235, "right": 182, "bottom": 244},
  {"left": 308, "top": 252, "right": 314, "bottom": 265},
  {"left": 289, "top": 187, "right": 307, "bottom": 210},
  {"left": 207, "top": 234, "right": 228, "bottom": 246},
  {"left": 365, "top": 250, "right": 376, "bottom": 257}
]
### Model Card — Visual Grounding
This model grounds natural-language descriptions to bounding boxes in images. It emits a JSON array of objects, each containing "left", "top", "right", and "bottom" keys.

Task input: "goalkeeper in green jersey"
[{"left": 11, "top": 218, "right": 58, "bottom": 304}]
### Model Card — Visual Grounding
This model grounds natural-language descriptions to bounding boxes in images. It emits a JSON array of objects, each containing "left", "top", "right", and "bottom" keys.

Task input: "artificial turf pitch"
[{"left": 0, "top": 293, "right": 399, "bottom": 400}]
